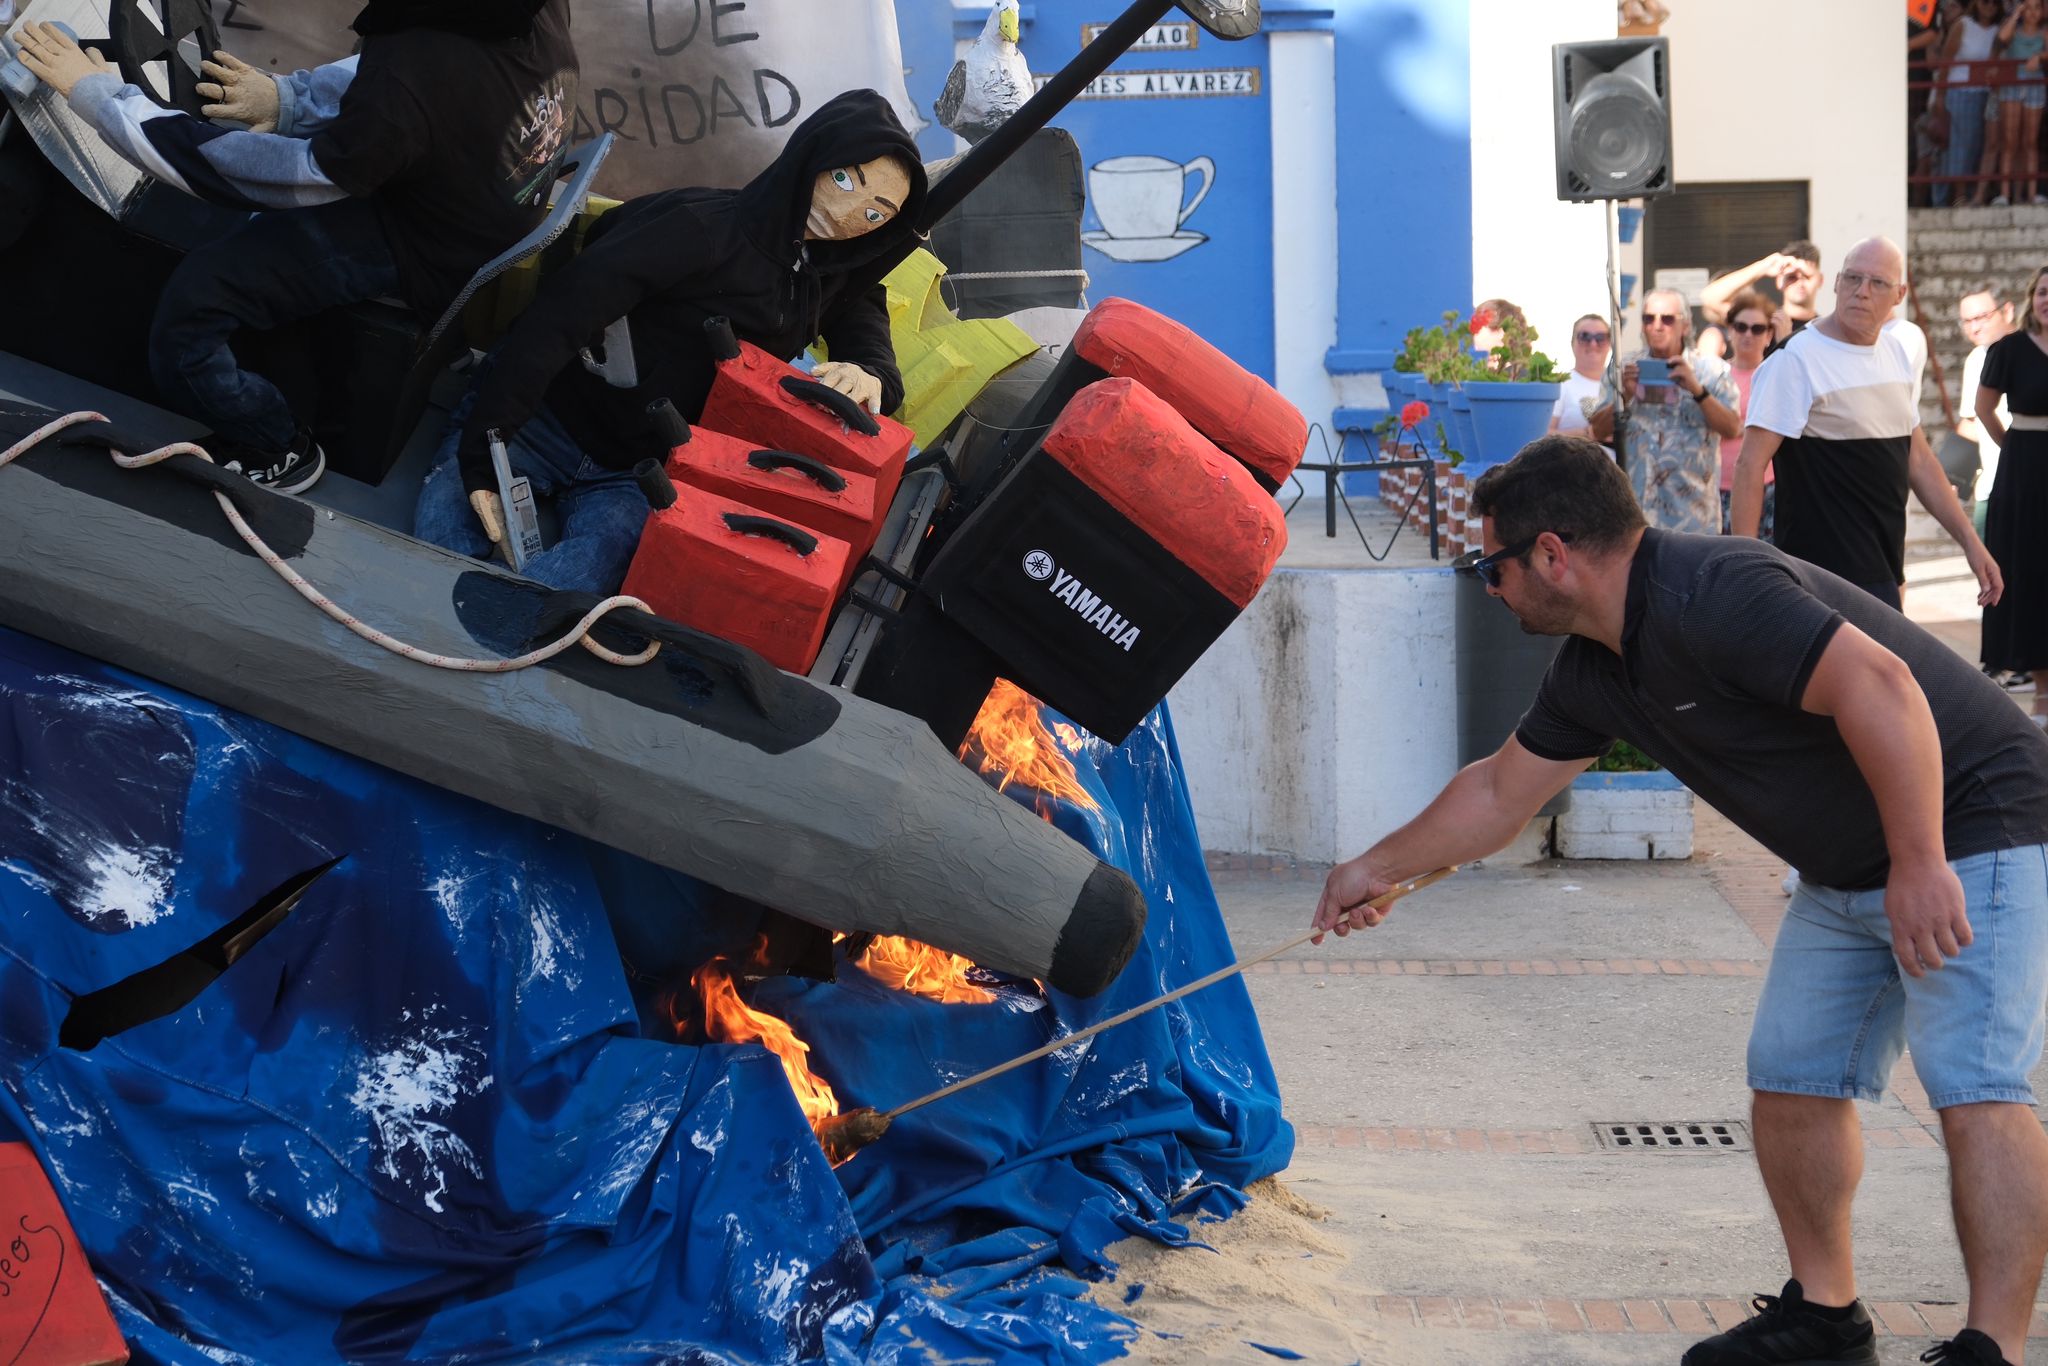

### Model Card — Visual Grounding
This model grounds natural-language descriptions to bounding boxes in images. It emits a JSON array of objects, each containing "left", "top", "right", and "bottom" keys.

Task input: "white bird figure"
[{"left": 934, "top": 0, "right": 1032, "bottom": 144}]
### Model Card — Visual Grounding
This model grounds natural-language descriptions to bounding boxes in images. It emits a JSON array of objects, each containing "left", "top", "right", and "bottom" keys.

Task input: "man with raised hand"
[{"left": 1703, "top": 240, "right": 1826, "bottom": 351}]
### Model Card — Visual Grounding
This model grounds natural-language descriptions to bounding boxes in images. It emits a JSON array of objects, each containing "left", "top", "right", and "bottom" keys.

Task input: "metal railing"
[{"left": 1900, "top": 59, "right": 2048, "bottom": 205}]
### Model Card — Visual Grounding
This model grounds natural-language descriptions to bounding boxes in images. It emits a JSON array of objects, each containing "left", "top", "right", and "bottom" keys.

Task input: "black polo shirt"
[{"left": 1514, "top": 529, "right": 2048, "bottom": 889}]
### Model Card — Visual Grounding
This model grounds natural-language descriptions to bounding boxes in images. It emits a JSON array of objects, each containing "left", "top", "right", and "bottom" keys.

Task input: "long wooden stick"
[{"left": 878, "top": 866, "right": 1458, "bottom": 1122}]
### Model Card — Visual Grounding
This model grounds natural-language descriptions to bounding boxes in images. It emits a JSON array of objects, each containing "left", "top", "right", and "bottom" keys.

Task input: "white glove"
[
  {"left": 813, "top": 360, "right": 884, "bottom": 415},
  {"left": 196, "top": 50, "right": 279, "bottom": 132}
]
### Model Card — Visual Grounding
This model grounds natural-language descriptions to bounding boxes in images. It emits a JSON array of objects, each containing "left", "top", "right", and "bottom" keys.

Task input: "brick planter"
[{"left": 1555, "top": 769, "right": 1693, "bottom": 860}]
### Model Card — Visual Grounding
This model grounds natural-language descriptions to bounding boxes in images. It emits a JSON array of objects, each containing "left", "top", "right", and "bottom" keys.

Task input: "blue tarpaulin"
[{"left": 0, "top": 625, "right": 1290, "bottom": 1363}]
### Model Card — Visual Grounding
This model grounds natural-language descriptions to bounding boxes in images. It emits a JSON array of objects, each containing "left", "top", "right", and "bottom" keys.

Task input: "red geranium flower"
[
  {"left": 1399, "top": 400, "right": 1430, "bottom": 429},
  {"left": 1468, "top": 308, "right": 1497, "bottom": 336}
]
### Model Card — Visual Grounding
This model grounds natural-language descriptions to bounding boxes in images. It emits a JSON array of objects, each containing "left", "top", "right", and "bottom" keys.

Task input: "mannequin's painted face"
[{"left": 805, "top": 156, "right": 912, "bottom": 241}]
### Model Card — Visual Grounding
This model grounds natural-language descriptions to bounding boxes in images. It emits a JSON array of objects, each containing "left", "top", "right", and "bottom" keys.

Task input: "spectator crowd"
[{"left": 1914, "top": 0, "right": 2048, "bottom": 206}]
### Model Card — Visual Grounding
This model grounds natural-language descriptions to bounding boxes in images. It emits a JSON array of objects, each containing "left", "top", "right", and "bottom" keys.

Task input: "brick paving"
[
  {"left": 1292, "top": 1122, "right": 1939, "bottom": 1154},
  {"left": 1351, "top": 1293, "right": 2048, "bottom": 1336},
  {"left": 1250, "top": 955, "right": 1764, "bottom": 977}
]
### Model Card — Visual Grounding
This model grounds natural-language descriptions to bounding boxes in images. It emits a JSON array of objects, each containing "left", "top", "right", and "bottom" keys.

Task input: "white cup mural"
[{"left": 1083, "top": 154, "right": 1215, "bottom": 263}]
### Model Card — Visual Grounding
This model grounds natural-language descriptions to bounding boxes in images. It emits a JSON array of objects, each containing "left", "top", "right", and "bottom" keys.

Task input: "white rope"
[{"left": 0, "top": 411, "right": 663, "bottom": 673}]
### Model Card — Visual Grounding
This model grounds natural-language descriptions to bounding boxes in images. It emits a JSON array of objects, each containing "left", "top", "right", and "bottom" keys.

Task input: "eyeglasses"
[
  {"left": 1959, "top": 306, "right": 2004, "bottom": 327},
  {"left": 1728, "top": 320, "right": 1773, "bottom": 336},
  {"left": 1574, "top": 330, "right": 1611, "bottom": 344},
  {"left": 1837, "top": 269, "right": 1898, "bottom": 295},
  {"left": 1642, "top": 312, "right": 1682, "bottom": 327},
  {"left": 1471, "top": 531, "right": 1573, "bottom": 589}
]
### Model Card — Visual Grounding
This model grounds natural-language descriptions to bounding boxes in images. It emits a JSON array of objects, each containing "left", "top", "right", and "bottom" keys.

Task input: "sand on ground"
[{"left": 1086, "top": 1176, "right": 1385, "bottom": 1363}]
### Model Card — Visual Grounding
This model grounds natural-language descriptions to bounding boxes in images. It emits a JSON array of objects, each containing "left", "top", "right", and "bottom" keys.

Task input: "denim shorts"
[{"left": 1748, "top": 844, "right": 2048, "bottom": 1109}]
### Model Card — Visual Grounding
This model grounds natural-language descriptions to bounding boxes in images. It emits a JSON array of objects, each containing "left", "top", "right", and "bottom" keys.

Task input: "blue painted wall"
[
  {"left": 896, "top": 1, "right": 1475, "bottom": 408},
  {"left": 1321, "top": 0, "right": 1472, "bottom": 379}
]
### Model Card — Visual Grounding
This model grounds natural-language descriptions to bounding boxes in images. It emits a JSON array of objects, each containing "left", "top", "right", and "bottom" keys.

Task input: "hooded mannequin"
[
  {"left": 416, "top": 89, "right": 927, "bottom": 589},
  {"left": 352, "top": 0, "right": 552, "bottom": 40}
]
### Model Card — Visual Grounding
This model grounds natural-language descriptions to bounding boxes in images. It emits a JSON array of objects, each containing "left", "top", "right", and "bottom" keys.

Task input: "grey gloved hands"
[
  {"left": 813, "top": 360, "right": 883, "bottom": 415},
  {"left": 196, "top": 50, "right": 278, "bottom": 131},
  {"left": 469, "top": 489, "right": 514, "bottom": 566},
  {"left": 12, "top": 21, "right": 115, "bottom": 98}
]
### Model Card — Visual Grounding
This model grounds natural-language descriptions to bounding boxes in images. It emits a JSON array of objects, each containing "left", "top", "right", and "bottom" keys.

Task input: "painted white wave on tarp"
[
  {"left": 347, "top": 1018, "right": 493, "bottom": 1214},
  {"left": 204, "top": 0, "right": 921, "bottom": 197}
]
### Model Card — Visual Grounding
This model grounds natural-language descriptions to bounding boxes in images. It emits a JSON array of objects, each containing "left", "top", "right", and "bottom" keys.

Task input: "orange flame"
[
  {"left": 958, "top": 679, "right": 1098, "bottom": 814},
  {"left": 857, "top": 935, "right": 994, "bottom": 1004},
  {"left": 688, "top": 956, "right": 841, "bottom": 1128}
]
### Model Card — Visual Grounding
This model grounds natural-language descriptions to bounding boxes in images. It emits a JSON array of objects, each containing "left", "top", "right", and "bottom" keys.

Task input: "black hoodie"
[{"left": 456, "top": 89, "right": 928, "bottom": 496}]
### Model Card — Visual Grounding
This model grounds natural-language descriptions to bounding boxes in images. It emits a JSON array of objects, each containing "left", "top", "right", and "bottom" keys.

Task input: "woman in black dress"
[{"left": 1977, "top": 264, "right": 2048, "bottom": 725}]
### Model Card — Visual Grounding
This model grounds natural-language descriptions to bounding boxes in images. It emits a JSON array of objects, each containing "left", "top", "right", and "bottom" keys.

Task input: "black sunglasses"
[
  {"left": 1727, "top": 320, "right": 1773, "bottom": 336},
  {"left": 1642, "top": 312, "right": 1682, "bottom": 327},
  {"left": 1471, "top": 531, "right": 1573, "bottom": 588},
  {"left": 1575, "top": 330, "right": 1611, "bottom": 344}
]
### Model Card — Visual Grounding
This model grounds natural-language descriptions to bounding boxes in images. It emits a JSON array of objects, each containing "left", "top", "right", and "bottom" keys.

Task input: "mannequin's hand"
[
  {"left": 13, "top": 22, "right": 115, "bottom": 99},
  {"left": 196, "top": 50, "right": 278, "bottom": 132},
  {"left": 813, "top": 361, "right": 883, "bottom": 414},
  {"left": 468, "top": 489, "right": 510, "bottom": 563}
]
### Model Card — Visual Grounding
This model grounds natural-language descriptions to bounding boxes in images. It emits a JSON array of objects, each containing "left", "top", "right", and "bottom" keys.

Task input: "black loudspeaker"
[{"left": 1552, "top": 38, "right": 1673, "bottom": 202}]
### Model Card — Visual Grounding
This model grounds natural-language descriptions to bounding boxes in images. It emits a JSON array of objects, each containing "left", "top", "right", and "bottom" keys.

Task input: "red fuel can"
[
  {"left": 622, "top": 491, "right": 851, "bottom": 674},
  {"left": 666, "top": 429, "right": 881, "bottom": 585},
  {"left": 698, "top": 319, "right": 914, "bottom": 515}
]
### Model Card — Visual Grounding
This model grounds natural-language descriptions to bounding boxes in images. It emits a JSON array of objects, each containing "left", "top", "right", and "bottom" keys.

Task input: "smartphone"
[{"left": 1636, "top": 358, "right": 1671, "bottom": 388}]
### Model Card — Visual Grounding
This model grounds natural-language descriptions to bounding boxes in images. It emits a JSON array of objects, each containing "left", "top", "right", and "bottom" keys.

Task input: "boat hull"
[{"left": 0, "top": 398, "right": 1146, "bottom": 996}]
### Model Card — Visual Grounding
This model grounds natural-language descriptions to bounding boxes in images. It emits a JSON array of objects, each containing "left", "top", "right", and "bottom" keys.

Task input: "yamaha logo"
[{"left": 1019, "top": 553, "right": 1143, "bottom": 653}]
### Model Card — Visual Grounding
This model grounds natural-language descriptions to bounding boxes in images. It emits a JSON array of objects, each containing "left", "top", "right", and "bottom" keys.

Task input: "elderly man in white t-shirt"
[
  {"left": 1732, "top": 236, "right": 2001, "bottom": 613},
  {"left": 1955, "top": 280, "right": 2015, "bottom": 503}
]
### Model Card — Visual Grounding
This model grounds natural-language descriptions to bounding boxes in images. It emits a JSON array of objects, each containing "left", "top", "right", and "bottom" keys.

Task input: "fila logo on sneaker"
[{"left": 1021, "top": 552, "right": 1142, "bottom": 652}]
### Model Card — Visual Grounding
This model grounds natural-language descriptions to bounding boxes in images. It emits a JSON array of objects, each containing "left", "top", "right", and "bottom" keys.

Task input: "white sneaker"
[{"left": 1991, "top": 194, "right": 2011, "bottom": 206}]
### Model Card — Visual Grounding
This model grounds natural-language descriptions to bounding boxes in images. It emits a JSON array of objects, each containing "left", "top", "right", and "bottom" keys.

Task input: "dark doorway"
[{"left": 1643, "top": 180, "right": 1811, "bottom": 329}]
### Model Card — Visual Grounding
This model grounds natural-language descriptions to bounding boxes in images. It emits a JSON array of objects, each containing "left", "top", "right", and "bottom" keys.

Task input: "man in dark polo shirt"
[{"left": 1314, "top": 437, "right": 2048, "bottom": 1366}]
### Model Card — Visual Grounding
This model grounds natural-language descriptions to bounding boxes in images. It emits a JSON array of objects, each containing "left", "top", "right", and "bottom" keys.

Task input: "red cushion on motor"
[
  {"left": 665, "top": 426, "right": 882, "bottom": 588},
  {"left": 621, "top": 491, "right": 850, "bottom": 674},
  {"left": 1041, "top": 377, "right": 1286, "bottom": 609},
  {"left": 1072, "top": 297, "right": 1308, "bottom": 487},
  {"left": 699, "top": 341, "right": 914, "bottom": 514}
]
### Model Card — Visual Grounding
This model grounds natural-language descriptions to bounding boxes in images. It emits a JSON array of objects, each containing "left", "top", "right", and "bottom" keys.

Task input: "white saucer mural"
[{"left": 1082, "top": 153, "right": 1214, "bottom": 263}]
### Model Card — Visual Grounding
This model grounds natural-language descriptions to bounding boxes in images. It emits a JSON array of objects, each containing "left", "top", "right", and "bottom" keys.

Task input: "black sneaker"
[
  {"left": 1681, "top": 1278, "right": 1878, "bottom": 1365},
  {"left": 1921, "top": 1329, "right": 2014, "bottom": 1364},
  {"left": 217, "top": 430, "right": 325, "bottom": 496}
]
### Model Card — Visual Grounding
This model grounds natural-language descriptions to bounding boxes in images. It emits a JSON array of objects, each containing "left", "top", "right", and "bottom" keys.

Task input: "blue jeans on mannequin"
[
  {"left": 412, "top": 392, "right": 650, "bottom": 595},
  {"left": 149, "top": 198, "right": 402, "bottom": 453}
]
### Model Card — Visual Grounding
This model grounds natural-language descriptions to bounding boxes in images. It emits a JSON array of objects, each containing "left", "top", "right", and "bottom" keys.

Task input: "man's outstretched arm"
[{"left": 1313, "top": 737, "right": 1591, "bottom": 940}]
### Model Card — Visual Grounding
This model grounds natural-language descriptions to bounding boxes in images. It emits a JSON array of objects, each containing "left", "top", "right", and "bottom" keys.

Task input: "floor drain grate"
[{"left": 1592, "top": 1120, "right": 1752, "bottom": 1153}]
